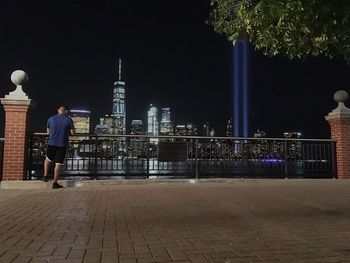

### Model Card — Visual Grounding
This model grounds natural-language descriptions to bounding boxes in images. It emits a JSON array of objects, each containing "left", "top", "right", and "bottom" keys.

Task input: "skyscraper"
[
  {"left": 147, "top": 104, "right": 159, "bottom": 139},
  {"left": 160, "top": 108, "right": 173, "bottom": 135},
  {"left": 130, "top": 120, "right": 144, "bottom": 135},
  {"left": 112, "top": 58, "right": 126, "bottom": 134}
]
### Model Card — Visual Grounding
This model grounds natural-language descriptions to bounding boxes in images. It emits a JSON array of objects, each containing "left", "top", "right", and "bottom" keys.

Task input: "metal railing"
[{"left": 27, "top": 133, "right": 337, "bottom": 179}]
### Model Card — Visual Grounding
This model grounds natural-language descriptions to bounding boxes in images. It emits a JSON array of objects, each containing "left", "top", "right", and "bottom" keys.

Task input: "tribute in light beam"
[{"left": 232, "top": 41, "right": 249, "bottom": 138}]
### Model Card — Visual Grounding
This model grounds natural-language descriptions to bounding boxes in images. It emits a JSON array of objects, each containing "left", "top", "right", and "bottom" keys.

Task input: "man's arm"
[
  {"left": 47, "top": 118, "right": 51, "bottom": 135},
  {"left": 69, "top": 117, "right": 75, "bottom": 135}
]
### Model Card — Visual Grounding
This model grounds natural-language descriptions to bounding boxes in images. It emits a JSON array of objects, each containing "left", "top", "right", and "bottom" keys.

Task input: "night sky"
[{"left": 0, "top": 0, "right": 349, "bottom": 138}]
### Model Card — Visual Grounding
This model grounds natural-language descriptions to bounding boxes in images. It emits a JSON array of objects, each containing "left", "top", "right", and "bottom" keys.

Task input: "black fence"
[{"left": 27, "top": 134, "right": 337, "bottom": 180}]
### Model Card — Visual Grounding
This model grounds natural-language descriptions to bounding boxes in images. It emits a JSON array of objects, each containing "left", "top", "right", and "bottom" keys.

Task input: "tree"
[{"left": 209, "top": 0, "right": 350, "bottom": 63}]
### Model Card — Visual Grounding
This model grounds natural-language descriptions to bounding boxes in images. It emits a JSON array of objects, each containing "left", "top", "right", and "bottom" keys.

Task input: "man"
[{"left": 43, "top": 105, "right": 75, "bottom": 189}]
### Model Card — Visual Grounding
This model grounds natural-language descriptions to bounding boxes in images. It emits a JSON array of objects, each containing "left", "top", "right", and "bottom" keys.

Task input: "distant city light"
[
  {"left": 261, "top": 159, "right": 283, "bottom": 163},
  {"left": 70, "top": 109, "right": 91, "bottom": 114}
]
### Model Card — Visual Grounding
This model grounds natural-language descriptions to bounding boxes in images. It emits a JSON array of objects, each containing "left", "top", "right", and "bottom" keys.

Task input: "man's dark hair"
[{"left": 58, "top": 105, "right": 69, "bottom": 111}]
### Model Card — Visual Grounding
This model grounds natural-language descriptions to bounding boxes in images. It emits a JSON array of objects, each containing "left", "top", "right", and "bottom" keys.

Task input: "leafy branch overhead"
[{"left": 209, "top": 0, "right": 350, "bottom": 63}]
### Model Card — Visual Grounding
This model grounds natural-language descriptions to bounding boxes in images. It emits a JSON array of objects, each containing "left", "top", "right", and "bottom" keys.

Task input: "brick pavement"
[{"left": 1, "top": 179, "right": 350, "bottom": 263}]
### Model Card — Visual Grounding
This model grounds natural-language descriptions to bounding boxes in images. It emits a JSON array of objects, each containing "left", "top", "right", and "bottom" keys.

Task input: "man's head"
[{"left": 57, "top": 105, "right": 69, "bottom": 115}]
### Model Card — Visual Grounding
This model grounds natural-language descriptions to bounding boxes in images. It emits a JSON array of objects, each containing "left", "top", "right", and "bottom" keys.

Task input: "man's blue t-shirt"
[{"left": 47, "top": 114, "right": 74, "bottom": 148}]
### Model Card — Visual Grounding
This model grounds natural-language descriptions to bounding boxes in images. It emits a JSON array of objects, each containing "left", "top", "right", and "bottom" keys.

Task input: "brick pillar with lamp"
[
  {"left": 0, "top": 70, "right": 33, "bottom": 181},
  {"left": 325, "top": 90, "right": 350, "bottom": 179}
]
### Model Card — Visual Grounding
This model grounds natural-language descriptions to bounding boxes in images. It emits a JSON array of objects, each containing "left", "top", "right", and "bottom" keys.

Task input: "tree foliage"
[{"left": 209, "top": 0, "right": 350, "bottom": 63}]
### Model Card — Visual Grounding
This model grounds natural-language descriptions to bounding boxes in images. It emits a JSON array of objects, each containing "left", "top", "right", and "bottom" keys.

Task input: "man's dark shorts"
[{"left": 46, "top": 145, "right": 67, "bottom": 165}]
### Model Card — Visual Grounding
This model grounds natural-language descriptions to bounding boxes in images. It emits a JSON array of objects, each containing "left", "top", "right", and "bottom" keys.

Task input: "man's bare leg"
[
  {"left": 53, "top": 164, "right": 62, "bottom": 183},
  {"left": 43, "top": 158, "right": 52, "bottom": 180}
]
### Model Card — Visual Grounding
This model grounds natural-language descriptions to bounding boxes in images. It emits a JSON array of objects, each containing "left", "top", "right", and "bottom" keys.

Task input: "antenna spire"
[{"left": 118, "top": 58, "right": 122, "bottom": 81}]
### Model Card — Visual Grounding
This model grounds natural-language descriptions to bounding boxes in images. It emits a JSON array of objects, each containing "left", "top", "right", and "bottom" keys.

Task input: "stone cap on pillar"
[
  {"left": 325, "top": 90, "right": 350, "bottom": 121},
  {"left": 1, "top": 70, "right": 32, "bottom": 106}
]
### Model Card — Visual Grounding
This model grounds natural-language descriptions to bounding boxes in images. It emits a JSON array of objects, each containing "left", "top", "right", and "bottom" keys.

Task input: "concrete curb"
[
  {"left": 0, "top": 179, "right": 202, "bottom": 189},
  {"left": 0, "top": 178, "right": 338, "bottom": 190},
  {"left": 0, "top": 181, "right": 51, "bottom": 189}
]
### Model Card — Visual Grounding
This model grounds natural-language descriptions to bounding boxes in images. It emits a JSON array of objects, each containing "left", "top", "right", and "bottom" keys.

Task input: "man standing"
[{"left": 43, "top": 105, "right": 75, "bottom": 189}]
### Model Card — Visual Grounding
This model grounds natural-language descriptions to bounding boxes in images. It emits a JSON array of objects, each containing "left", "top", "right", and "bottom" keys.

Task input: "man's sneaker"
[
  {"left": 52, "top": 182, "right": 64, "bottom": 189},
  {"left": 41, "top": 176, "right": 48, "bottom": 182}
]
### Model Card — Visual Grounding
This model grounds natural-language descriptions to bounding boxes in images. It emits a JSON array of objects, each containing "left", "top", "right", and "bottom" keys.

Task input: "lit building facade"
[
  {"left": 147, "top": 105, "right": 159, "bottom": 143},
  {"left": 69, "top": 109, "right": 91, "bottom": 134},
  {"left": 160, "top": 108, "right": 173, "bottom": 135},
  {"left": 112, "top": 58, "right": 126, "bottom": 135},
  {"left": 98, "top": 115, "right": 116, "bottom": 134},
  {"left": 94, "top": 124, "right": 110, "bottom": 134},
  {"left": 175, "top": 125, "right": 187, "bottom": 136},
  {"left": 174, "top": 124, "right": 198, "bottom": 136},
  {"left": 69, "top": 109, "right": 91, "bottom": 157}
]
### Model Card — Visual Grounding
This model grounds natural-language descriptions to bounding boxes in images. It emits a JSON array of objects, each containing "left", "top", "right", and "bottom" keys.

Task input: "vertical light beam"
[
  {"left": 243, "top": 41, "right": 249, "bottom": 137},
  {"left": 233, "top": 43, "right": 240, "bottom": 137},
  {"left": 233, "top": 41, "right": 249, "bottom": 138}
]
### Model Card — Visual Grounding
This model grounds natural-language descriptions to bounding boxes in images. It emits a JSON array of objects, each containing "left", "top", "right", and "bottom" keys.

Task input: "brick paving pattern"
[{"left": 1, "top": 179, "right": 350, "bottom": 262}]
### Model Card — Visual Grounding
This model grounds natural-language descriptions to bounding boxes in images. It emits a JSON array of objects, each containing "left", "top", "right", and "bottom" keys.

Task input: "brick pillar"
[
  {"left": 325, "top": 90, "right": 350, "bottom": 179},
  {"left": 1, "top": 70, "right": 32, "bottom": 181}
]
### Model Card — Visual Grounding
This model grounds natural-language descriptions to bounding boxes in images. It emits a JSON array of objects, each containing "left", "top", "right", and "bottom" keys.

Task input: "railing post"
[
  {"left": 146, "top": 137, "right": 150, "bottom": 178},
  {"left": 284, "top": 140, "right": 288, "bottom": 178},
  {"left": 94, "top": 136, "right": 98, "bottom": 179},
  {"left": 240, "top": 140, "right": 244, "bottom": 178},
  {"left": 27, "top": 135, "right": 33, "bottom": 180},
  {"left": 195, "top": 138, "right": 199, "bottom": 180}
]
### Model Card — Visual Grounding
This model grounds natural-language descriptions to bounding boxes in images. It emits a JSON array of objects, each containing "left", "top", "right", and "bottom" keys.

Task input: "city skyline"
[
  {"left": 0, "top": 1, "right": 349, "bottom": 138},
  {"left": 70, "top": 59, "right": 304, "bottom": 137}
]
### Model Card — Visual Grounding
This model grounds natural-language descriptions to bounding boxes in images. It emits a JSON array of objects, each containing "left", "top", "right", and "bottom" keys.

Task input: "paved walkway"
[{"left": 1, "top": 179, "right": 350, "bottom": 263}]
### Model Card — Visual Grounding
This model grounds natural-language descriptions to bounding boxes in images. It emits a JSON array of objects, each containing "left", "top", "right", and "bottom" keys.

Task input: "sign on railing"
[{"left": 158, "top": 142, "right": 187, "bottom": 162}]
